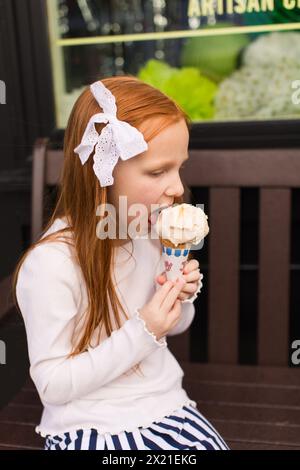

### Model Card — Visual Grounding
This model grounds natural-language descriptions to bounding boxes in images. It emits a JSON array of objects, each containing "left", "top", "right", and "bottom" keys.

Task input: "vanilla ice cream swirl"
[{"left": 155, "top": 203, "right": 209, "bottom": 247}]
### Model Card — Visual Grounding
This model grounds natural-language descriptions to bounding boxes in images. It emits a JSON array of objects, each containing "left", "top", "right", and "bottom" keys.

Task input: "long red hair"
[{"left": 12, "top": 75, "right": 191, "bottom": 372}]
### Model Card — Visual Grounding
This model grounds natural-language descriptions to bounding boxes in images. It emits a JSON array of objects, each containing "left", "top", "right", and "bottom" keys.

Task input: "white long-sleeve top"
[{"left": 16, "top": 217, "right": 201, "bottom": 437}]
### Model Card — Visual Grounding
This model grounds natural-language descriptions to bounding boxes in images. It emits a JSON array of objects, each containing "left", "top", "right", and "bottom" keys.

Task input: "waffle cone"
[{"left": 160, "top": 238, "right": 189, "bottom": 250}]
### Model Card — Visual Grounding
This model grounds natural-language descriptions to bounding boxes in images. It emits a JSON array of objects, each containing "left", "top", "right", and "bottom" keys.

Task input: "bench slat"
[
  {"left": 213, "top": 418, "right": 300, "bottom": 446},
  {"left": 258, "top": 189, "right": 291, "bottom": 366},
  {"left": 208, "top": 188, "right": 240, "bottom": 363},
  {"left": 185, "top": 149, "right": 300, "bottom": 187}
]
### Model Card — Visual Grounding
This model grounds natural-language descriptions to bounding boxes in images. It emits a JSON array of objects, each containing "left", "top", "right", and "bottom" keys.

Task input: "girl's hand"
[
  {"left": 156, "top": 259, "right": 202, "bottom": 301},
  {"left": 138, "top": 278, "right": 185, "bottom": 340}
]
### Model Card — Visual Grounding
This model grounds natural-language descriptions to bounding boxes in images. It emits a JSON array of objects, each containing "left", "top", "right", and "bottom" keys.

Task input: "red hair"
[{"left": 12, "top": 75, "right": 190, "bottom": 374}]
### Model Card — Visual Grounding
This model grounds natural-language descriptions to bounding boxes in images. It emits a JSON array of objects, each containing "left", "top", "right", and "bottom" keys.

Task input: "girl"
[{"left": 13, "top": 76, "right": 229, "bottom": 451}]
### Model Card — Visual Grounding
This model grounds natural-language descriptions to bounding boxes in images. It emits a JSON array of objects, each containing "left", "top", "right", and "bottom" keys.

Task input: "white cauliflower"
[
  {"left": 214, "top": 32, "right": 300, "bottom": 120},
  {"left": 243, "top": 32, "right": 300, "bottom": 68}
]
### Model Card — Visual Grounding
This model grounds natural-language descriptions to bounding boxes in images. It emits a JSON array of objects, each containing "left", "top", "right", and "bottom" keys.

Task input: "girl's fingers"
[
  {"left": 178, "top": 279, "right": 202, "bottom": 300},
  {"left": 180, "top": 281, "right": 200, "bottom": 294},
  {"left": 182, "top": 259, "right": 199, "bottom": 275},
  {"left": 168, "top": 299, "right": 182, "bottom": 323},
  {"left": 177, "top": 292, "right": 189, "bottom": 301},
  {"left": 161, "top": 278, "right": 185, "bottom": 312},
  {"left": 156, "top": 272, "right": 167, "bottom": 285},
  {"left": 182, "top": 269, "right": 202, "bottom": 283},
  {"left": 154, "top": 279, "right": 175, "bottom": 305},
  {"left": 157, "top": 265, "right": 202, "bottom": 285}
]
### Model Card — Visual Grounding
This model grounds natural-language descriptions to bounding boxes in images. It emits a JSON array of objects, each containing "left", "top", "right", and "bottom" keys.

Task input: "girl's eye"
[{"left": 149, "top": 163, "right": 186, "bottom": 177}]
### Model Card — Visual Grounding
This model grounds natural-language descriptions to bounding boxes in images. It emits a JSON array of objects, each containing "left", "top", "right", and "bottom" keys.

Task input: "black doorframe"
[{"left": 0, "top": 0, "right": 55, "bottom": 171}]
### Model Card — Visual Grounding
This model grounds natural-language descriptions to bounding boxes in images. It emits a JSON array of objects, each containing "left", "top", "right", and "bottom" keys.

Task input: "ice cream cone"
[
  {"left": 160, "top": 238, "right": 187, "bottom": 250},
  {"left": 155, "top": 203, "right": 209, "bottom": 282},
  {"left": 160, "top": 238, "right": 191, "bottom": 282}
]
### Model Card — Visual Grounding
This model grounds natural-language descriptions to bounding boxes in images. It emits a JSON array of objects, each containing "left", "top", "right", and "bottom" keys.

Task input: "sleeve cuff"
[
  {"left": 133, "top": 308, "right": 168, "bottom": 348},
  {"left": 181, "top": 273, "right": 204, "bottom": 304}
]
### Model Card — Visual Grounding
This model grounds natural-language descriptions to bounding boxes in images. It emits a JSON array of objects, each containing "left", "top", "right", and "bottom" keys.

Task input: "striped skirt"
[{"left": 44, "top": 404, "right": 229, "bottom": 450}]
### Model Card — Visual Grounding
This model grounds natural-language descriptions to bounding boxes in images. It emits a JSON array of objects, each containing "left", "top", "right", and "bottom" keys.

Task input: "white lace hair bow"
[{"left": 74, "top": 80, "right": 148, "bottom": 187}]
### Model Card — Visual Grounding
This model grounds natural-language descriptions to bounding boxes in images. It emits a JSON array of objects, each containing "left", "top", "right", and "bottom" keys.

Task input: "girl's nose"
[{"left": 165, "top": 174, "right": 184, "bottom": 198}]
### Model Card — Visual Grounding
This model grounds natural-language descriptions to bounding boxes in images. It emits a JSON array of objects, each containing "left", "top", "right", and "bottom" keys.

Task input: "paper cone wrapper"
[{"left": 160, "top": 238, "right": 192, "bottom": 282}]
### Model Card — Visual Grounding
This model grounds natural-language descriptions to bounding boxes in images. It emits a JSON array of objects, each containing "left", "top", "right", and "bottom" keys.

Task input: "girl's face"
[{"left": 107, "top": 118, "right": 189, "bottom": 242}]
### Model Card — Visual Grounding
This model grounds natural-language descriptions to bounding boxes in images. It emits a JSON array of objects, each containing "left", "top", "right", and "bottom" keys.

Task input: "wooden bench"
[
  {"left": 1, "top": 363, "right": 300, "bottom": 450},
  {"left": 168, "top": 148, "right": 300, "bottom": 449},
  {"left": 0, "top": 141, "right": 300, "bottom": 450}
]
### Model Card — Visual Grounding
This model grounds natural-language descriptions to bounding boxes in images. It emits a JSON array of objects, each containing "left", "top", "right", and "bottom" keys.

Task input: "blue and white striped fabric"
[{"left": 44, "top": 404, "right": 229, "bottom": 450}]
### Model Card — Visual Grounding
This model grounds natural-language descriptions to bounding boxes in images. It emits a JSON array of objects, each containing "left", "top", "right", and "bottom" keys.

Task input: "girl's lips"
[
  {"left": 148, "top": 205, "right": 171, "bottom": 225},
  {"left": 149, "top": 211, "right": 158, "bottom": 225}
]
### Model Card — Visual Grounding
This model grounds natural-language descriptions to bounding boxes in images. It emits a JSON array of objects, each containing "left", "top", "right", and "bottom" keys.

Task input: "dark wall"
[
  {"left": 0, "top": 0, "right": 56, "bottom": 408},
  {"left": 0, "top": 0, "right": 55, "bottom": 170},
  {"left": 0, "top": 0, "right": 55, "bottom": 278}
]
